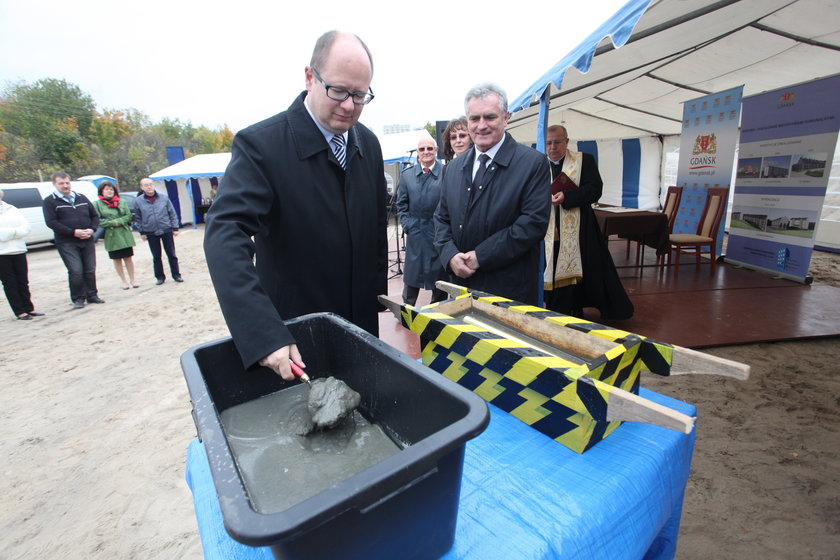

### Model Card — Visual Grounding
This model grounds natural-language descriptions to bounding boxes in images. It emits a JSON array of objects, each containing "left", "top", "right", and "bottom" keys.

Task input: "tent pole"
[
  {"left": 536, "top": 90, "right": 549, "bottom": 154},
  {"left": 188, "top": 177, "right": 198, "bottom": 230},
  {"left": 536, "top": 89, "right": 550, "bottom": 306}
]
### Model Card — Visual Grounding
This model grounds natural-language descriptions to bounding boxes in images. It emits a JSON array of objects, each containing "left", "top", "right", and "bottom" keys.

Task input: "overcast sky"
[{"left": 0, "top": 0, "right": 629, "bottom": 136}]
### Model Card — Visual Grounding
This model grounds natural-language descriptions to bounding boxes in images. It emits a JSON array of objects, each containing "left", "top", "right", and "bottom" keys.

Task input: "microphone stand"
[{"left": 388, "top": 149, "right": 415, "bottom": 279}]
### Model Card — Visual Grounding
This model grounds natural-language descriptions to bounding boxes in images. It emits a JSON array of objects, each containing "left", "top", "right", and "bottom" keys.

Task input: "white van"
[{"left": 0, "top": 180, "right": 99, "bottom": 245}]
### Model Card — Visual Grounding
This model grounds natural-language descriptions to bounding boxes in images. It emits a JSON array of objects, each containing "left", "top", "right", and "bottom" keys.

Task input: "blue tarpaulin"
[{"left": 185, "top": 388, "right": 696, "bottom": 560}]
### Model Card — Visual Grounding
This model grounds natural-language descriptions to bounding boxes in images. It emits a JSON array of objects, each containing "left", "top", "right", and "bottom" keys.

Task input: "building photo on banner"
[
  {"left": 726, "top": 73, "right": 840, "bottom": 282},
  {"left": 4, "top": 1, "right": 840, "bottom": 560}
]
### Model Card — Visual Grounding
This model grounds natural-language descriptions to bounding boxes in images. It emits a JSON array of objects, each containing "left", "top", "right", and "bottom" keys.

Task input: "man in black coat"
[
  {"left": 204, "top": 31, "right": 387, "bottom": 381},
  {"left": 543, "top": 125, "right": 633, "bottom": 320},
  {"left": 434, "top": 83, "right": 550, "bottom": 306}
]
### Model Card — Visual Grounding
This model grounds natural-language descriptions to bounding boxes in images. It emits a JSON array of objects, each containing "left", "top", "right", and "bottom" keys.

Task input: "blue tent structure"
[
  {"left": 506, "top": 0, "right": 840, "bottom": 249},
  {"left": 149, "top": 153, "right": 230, "bottom": 228}
]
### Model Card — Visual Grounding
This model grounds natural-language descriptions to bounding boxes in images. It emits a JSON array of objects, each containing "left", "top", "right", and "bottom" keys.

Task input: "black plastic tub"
[{"left": 182, "top": 312, "right": 490, "bottom": 560}]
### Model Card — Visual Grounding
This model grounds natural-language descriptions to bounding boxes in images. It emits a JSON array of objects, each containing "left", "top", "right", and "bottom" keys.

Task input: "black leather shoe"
[
  {"left": 173, "top": 277, "right": 184, "bottom": 283},
  {"left": 27, "top": 312, "right": 45, "bottom": 317},
  {"left": 17, "top": 314, "right": 32, "bottom": 321},
  {"left": 87, "top": 296, "right": 106, "bottom": 304},
  {"left": 156, "top": 278, "right": 165, "bottom": 285},
  {"left": 73, "top": 300, "right": 86, "bottom": 309}
]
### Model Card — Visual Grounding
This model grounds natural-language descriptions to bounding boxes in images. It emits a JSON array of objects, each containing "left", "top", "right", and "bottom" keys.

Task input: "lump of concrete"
[{"left": 307, "top": 377, "right": 361, "bottom": 431}]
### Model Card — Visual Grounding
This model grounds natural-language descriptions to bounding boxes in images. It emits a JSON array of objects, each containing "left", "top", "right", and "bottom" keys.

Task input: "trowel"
[{"left": 289, "top": 361, "right": 312, "bottom": 386}]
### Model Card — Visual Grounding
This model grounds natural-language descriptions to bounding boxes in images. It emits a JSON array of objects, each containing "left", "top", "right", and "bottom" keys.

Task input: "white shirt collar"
[
  {"left": 473, "top": 135, "right": 505, "bottom": 175},
  {"left": 303, "top": 96, "right": 347, "bottom": 146}
]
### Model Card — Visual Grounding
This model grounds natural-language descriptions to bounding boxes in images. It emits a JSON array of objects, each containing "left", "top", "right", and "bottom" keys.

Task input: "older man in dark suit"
[
  {"left": 434, "top": 83, "right": 550, "bottom": 305},
  {"left": 204, "top": 31, "right": 387, "bottom": 381}
]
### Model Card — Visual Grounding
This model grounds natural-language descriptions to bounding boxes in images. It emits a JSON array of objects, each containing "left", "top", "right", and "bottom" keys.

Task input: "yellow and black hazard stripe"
[
  {"left": 400, "top": 300, "right": 648, "bottom": 453},
  {"left": 464, "top": 289, "right": 675, "bottom": 377}
]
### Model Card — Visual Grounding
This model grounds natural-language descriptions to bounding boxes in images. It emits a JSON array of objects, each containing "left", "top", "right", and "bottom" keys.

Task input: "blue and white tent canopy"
[
  {"left": 149, "top": 153, "right": 231, "bottom": 227},
  {"left": 508, "top": 0, "right": 840, "bottom": 140},
  {"left": 506, "top": 0, "right": 840, "bottom": 230},
  {"left": 149, "top": 153, "right": 231, "bottom": 182}
]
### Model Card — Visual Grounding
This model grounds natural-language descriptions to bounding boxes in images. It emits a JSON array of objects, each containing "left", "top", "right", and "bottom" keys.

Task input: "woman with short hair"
[{"left": 93, "top": 181, "right": 138, "bottom": 289}]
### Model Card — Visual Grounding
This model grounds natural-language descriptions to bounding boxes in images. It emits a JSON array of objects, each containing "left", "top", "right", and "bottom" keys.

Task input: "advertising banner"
[
  {"left": 726, "top": 74, "right": 840, "bottom": 282},
  {"left": 674, "top": 87, "right": 744, "bottom": 260}
]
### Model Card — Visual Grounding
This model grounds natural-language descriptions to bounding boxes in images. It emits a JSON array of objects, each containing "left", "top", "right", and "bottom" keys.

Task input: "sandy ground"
[{"left": 1, "top": 226, "right": 838, "bottom": 559}]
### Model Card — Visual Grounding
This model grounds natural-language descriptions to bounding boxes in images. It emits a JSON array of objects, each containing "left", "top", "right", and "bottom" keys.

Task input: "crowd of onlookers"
[
  {"left": 4, "top": 30, "right": 633, "bottom": 341},
  {"left": 0, "top": 173, "right": 184, "bottom": 320}
]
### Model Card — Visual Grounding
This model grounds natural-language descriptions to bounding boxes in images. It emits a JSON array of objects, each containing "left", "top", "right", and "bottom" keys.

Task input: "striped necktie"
[{"left": 331, "top": 134, "right": 346, "bottom": 169}]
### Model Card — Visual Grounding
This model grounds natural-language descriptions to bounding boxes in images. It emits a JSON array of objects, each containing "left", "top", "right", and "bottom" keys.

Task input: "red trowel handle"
[{"left": 289, "top": 361, "right": 311, "bottom": 384}]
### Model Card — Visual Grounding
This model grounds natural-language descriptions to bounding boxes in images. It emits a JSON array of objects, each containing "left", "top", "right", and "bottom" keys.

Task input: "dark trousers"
[
  {"left": 146, "top": 232, "right": 180, "bottom": 281},
  {"left": 56, "top": 241, "right": 98, "bottom": 302},
  {"left": 402, "top": 284, "right": 448, "bottom": 307},
  {"left": 544, "top": 284, "right": 583, "bottom": 317},
  {"left": 0, "top": 253, "right": 34, "bottom": 316}
]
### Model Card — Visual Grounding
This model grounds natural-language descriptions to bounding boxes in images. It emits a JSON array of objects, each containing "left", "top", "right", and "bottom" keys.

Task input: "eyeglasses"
[
  {"left": 417, "top": 147, "right": 436, "bottom": 152},
  {"left": 546, "top": 138, "right": 568, "bottom": 146},
  {"left": 450, "top": 132, "right": 469, "bottom": 140},
  {"left": 311, "top": 67, "right": 375, "bottom": 105}
]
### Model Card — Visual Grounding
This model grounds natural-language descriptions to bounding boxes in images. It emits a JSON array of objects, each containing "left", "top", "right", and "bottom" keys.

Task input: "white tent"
[
  {"left": 507, "top": 0, "right": 840, "bottom": 249},
  {"left": 149, "top": 153, "right": 231, "bottom": 226}
]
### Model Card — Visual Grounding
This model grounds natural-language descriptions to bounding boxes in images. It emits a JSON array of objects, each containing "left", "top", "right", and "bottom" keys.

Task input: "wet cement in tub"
[{"left": 220, "top": 380, "right": 402, "bottom": 514}]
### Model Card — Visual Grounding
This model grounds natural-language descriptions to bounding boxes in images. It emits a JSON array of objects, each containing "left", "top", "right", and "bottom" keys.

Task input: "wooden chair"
[
  {"left": 626, "top": 185, "right": 683, "bottom": 265},
  {"left": 662, "top": 185, "right": 683, "bottom": 233},
  {"left": 666, "top": 186, "right": 728, "bottom": 277},
  {"left": 655, "top": 185, "right": 683, "bottom": 268}
]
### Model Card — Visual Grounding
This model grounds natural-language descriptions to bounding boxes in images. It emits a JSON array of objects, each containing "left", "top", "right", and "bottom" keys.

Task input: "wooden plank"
[
  {"left": 378, "top": 295, "right": 405, "bottom": 318},
  {"left": 430, "top": 297, "right": 472, "bottom": 316},
  {"left": 436, "top": 281, "right": 467, "bottom": 298},
  {"left": 605, "top": 387, "right": 695, "bottom": 434},
  {"left": 667, "top": 346, "right": 750, "bottom": 380},
  {"left": 378, "top": 293, "right": 472, "bottom": 320},
  {"left": 472, "top": 299, "right": 614, "bottom": 360}
]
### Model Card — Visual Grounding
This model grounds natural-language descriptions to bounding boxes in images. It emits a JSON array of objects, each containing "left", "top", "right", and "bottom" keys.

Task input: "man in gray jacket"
[
  {"left": 396, "top": 137, "right": 447, "bottom": 306},
  {"left": 133, "top": 178, "right": 183, "bottom": 285}
]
